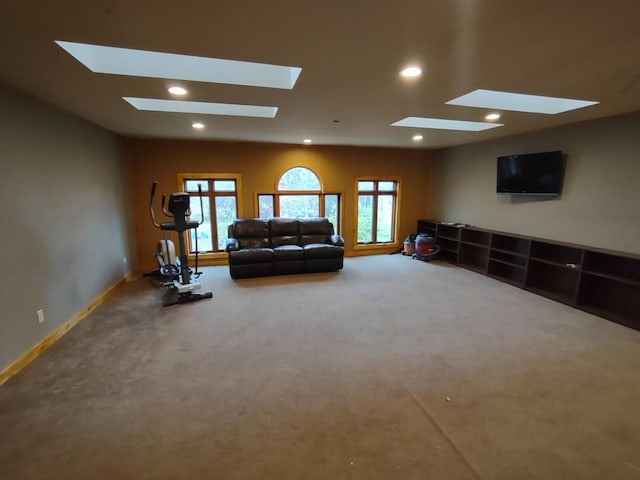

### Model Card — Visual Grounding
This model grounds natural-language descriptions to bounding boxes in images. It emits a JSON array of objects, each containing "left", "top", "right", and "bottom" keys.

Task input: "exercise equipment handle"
[
  {"left": 162, "top": 194, "right": 172, "bottom": 217},
  {"left": 149, "top": 181, "right": 160, "bottom": 227},
  {"left": 197, "top": 184, "right": 205, "bottom": 226}
]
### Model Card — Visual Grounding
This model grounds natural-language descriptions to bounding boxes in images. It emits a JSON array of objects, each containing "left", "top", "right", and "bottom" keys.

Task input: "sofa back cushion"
[
  {"left": 269, "top": 218, "right": 300, "bottom": 247},
  {"left": 299, "top": 218, "right": 334, "bottom": 245},
  {"left": 231, "top": 218, "right": 270, "bottom": 249}
]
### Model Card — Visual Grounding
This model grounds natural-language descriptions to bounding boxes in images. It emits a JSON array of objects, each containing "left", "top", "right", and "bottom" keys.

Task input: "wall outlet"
[
  {"left": 37, "top": 309, "right": 45, "bottom": 324},
  {"left": 123, "top": 257, "right": 127, "bottom": 264}
]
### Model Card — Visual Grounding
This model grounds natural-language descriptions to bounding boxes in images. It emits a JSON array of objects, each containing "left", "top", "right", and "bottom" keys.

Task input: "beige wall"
[
  {"left": 431, "top": 111, "right": 640, "bottom": 255},
  {"left": 126, "top": 139, "right": 434, "bottom": 271}
]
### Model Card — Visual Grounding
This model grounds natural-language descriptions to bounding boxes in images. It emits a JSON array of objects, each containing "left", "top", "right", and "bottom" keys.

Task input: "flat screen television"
[{"left": 496, "top": 150, "right": 565, "bottom": 195}]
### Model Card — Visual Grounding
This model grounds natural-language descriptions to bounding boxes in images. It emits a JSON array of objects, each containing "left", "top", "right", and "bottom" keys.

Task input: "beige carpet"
[{"left": 1, "top": 254, "right": 639, "bottom": 480}]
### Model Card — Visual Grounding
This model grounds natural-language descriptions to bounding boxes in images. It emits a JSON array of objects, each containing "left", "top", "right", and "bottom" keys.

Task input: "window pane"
[
  {"left": 278, "top": 167, "right": 321, "bottom": 191},
  {"left": 189, "top": 196, "right": 212, "bottom": 252},
  {"left": 357, "top": 195, "right": 373, "bottom": 243},
  {"left": 215, "top": 196, "right": 237, "bottom": 250},
  {"left": 185, "top": 180, "right": 209, "bottom": 192},
  {"left": 358, "top": 181, "right": 374, "bottom": 192},
  {"left": 214, "top": 180, "right": 236, "bottom": 192},
  {"left": 378, "top": 181, "right": 395, "bottom": 192},
  {"left": 324, "top": 194, "right": 339, "bottom": 233},
  {"left": 376, "top": 194, "right": 394, "bottom": 242},
  {"left": 279, "top": 195, "right": 319, "bottom": 218},
  {"left": 258, "top": 195, "right": 274, "bottom": 218}
]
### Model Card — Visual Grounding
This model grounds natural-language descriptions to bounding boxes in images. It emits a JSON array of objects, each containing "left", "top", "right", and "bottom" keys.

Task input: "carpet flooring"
[{"left": 1, "top": 255, "right": 639, "bottom": 479}]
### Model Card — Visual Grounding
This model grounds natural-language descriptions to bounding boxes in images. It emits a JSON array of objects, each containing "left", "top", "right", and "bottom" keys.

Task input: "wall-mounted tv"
[{"left": 496, "top": 150, "right": 565, "bottom": 195}]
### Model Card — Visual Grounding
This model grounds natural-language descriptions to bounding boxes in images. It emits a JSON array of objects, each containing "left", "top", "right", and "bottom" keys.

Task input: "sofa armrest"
[
  {"left": 225, "top": 238, "right": 240, "bottom": 252},
  {"left": 329, "top": 234, "right": 344, "bottom": 247}
]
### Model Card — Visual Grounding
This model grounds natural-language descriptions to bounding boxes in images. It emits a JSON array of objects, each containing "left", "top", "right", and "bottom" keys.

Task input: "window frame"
[
  {"left": 256, "top": 167, "right": 342, "bottom": 234},
  {"left": 177, "top": 173, "right": 243, "bottom": 261},
  {"left": 353, "top": 176, "right": 401, "bottom": 250}
]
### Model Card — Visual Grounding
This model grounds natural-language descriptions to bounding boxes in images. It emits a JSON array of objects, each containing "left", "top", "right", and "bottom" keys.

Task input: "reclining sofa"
[{"left": 225, "top": 217, "right": 344, "bottom": 279}]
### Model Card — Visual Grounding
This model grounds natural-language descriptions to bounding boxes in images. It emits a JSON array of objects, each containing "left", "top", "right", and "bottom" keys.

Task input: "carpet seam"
[{"left": 406, "top": 388, "right": 484, "bottom": 480}]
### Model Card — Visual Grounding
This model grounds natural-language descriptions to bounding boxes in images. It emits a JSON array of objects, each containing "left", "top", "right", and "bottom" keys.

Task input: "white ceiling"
[{"left": 1, "top": 1, "right": 639, "bottom": 149}]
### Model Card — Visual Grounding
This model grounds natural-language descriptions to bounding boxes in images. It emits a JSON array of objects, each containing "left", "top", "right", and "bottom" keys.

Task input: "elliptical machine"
[{"left": 148, "top": 181, "right": 213, "bottom": 307}]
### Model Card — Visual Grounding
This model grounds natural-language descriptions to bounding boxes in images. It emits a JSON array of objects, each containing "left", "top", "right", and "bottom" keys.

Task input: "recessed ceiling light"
[
  {"left": 446, "top": 89, "right": 598, "bottom": 114},
  {"left": 412, "top": 134, "right": 424, "bottom": 141},
  {"left": 168, "top": 86, "right": 187, "bottom": 95},
  {"left": 123, "top": 97, "right": 278, "bottom": 118},
  {"left": 192, "top": 122, "right": 205, "bottom": 129},
  {"left": 55, "top": 40, "right": 302, "bottom": 89},
  {"left": 400, "top": 66, "right": 422, "bottom": 78},
  {"left": 391, "top": 117, "right": 503, "bottom": 132},
  {"left": 303, "top": 139, "right": 312, "bottom": 144},
  {"left": 485, "top": 112, "right": 501, "bottom": 121}
]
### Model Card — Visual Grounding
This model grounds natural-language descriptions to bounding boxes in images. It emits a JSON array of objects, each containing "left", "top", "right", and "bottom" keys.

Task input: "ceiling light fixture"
[
  {"left": 303, "top": 139, "right": 312, "bottom": 144},
  {"left": 55, "top": 40, "right": 302, "bottom": 89},
  {"left": 391, "top": 117, "right": 503, "bottom": 132},
  {"left": 400, "top": 66, "right": 422, "bottom": 78},
  {"left": 168, "top": 86, "right": 187, "bottom": 95},
  {"left": 192, "top": 122, "right": 205, "bottom": 129},
  {"left": 412, "top": 134, "right": 424, "bottom": 141},
  {"left": 446, "top": 89, "right": 598, "bottom": 114},
  {"left": 485, "top": 113, "right": 501, "bottom": 121},
  {"left": 123, "top": 97, "right": 278, "bottom": 118}
]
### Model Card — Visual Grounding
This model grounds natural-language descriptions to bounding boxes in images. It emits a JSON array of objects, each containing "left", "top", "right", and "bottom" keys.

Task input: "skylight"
[
  {"left": 55, "top": 41, "right": 302, "bottom": 89},
  {"left": 446, "top": 89, "right": 598, "bottom": 114},
  {"left": 391, "top": 117, "right": 503, "bottom": 131},
  {"left": 123, "top": 98, "right": 278, "bottom": 118}
]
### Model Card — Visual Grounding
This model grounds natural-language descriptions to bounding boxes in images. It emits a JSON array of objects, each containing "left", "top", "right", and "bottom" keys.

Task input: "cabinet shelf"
[
  {"left": 577, "top": 274, "right": 640, "bottom": 330},
  {"left": 577, "top": 305, "right": 639, "bottom": 331},
  {"left": 416, "top": 219, "right": 639, "bottom": 331},
  {"left": 438, "top": 234, "right": 459, "bottom": 241},
  {"left": 488, "top": 259, "right": 526, "bottom": 285},
  {"left": 526, "top": 286, "right": 576, "bottom": 305},
  {"left": 459, "top": 242, "right": 489, "bottom": 272},
  {"left": 489, "top": 257, "right": 525, "bottom": 269},
  {"left": 529, "top": 257, "right": 581, "bottom": 270},
  {"left": 582, "top": 270, "right": 640, "bottom": 288},
  {"left": 526, "top": 260, "right": 579, "bottom": 304},
  {"left": 491, "top": 234, "right": 530, "bottom": 256},
  {"left": 491, "top": 247, "right": 528, "bottom": 259},
  {"left": 461, "top": 240, "right": 488, "bottom": 248}
]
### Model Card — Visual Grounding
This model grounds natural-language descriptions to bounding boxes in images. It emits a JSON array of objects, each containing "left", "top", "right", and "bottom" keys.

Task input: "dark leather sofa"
[{"left": 225, "top": 217, "right": 344, "bottom": 279}]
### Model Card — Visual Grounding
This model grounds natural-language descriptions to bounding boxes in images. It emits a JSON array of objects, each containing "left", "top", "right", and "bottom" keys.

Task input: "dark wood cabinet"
[
  {"left": 417, "top": 219, "right": 640, "bottom": 331},
  {"left": 459, "top": 228, "right": 491, "bottom": 273}
]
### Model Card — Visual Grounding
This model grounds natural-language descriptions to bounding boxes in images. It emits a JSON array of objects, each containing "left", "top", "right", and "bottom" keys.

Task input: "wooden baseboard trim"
[{"left": 0, "top": 276, "right": 128, "bottom": 387}]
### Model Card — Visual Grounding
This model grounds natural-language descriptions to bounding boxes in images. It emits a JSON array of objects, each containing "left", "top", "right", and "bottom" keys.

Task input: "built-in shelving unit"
[
  {"left": 488, "top": 233, "right": 530, "bottom": 287},
  {"left": 459, "top": 228, "right": 491, "bottom": 273},
  {"left": 416, "top": 219, "right": 640, "bottom": 331}
]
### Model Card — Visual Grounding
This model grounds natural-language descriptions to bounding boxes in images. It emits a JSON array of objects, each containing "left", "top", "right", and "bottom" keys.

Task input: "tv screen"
[{"left": 496, "top": 151, "right": 565, "bottom": 195}]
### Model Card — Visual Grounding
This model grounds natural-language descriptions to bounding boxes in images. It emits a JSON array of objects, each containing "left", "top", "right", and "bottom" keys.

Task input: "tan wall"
[
  {"left": 431, "top": 111, "right": 640, "bottom": 255},
  {"left": 126, "top": 139, "right": 434, "bottom": 271}
]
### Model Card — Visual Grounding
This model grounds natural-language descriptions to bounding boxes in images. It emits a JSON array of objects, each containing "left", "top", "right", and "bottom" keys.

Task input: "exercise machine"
[{"left": 148, "top": 181, "right": 213, "bottom": 306}]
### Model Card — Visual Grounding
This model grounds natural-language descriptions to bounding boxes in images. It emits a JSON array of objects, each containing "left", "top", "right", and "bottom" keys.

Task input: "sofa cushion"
[
  {"left": 233, "top": 218, "right": 269, "bottom": 237},
  {"left": 303, "top": 243, "right": 344, "bottom": 259},
  {"left": 240, "top": 237, "right": 270, "bottom": 249},
  {"left": 269, "top": 218, "right": 299, "bottom": 236},
  {"left": 271, "top": 235, "right": 299, "bottom": 247},
  {"left": 273, "top": 245, "right": 304, "bottom": 261},
  {"left": 228, "top": 247, "right": 274, "bottom": 265},
  {"left": 299, "top": 218, "right": 333, "bottom": 235},
  {"left": 300, "top": 234, "right": 330, "bottom": 245}
]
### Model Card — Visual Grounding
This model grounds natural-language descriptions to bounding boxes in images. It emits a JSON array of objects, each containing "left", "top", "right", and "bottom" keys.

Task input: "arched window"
[
  {"left": 258, "top": 167, "right": 341, "bottom": 233},
  {"left": 278, "top": 166, "right": 321, "bottom": 190}
]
